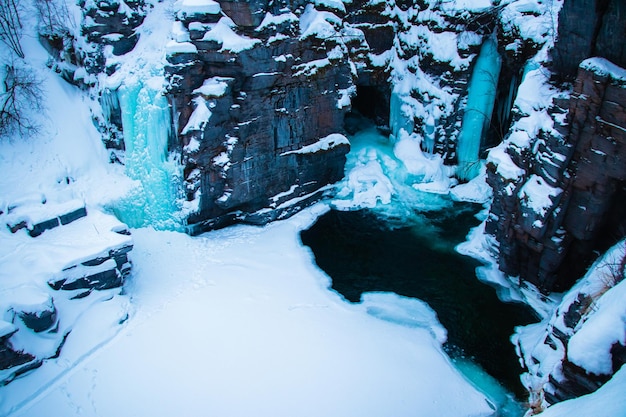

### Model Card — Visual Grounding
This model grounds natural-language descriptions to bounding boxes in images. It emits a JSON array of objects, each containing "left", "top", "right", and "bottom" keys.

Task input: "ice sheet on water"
[{"left": 360, "top": 292, "right": 447, "bottom": 344}]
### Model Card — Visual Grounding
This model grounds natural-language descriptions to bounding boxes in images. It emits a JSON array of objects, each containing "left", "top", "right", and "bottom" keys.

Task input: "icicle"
[
  {"left": 389, "top": 90, "right": 414, "bottom": 142},
  {"left": 456, "top": 35, "right": 502, "bottom": 181},
  {"left": 113, "top": 76, "right": 182, "bottom": 230},
  {"left": 423, "top": 112, "right": 436, "bottom": 154}
]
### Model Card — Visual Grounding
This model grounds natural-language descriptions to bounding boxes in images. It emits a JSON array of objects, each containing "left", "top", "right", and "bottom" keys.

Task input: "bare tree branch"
[
  {"left": 0, "top": 0, "right": 24, "bottom": 58},
  {"left": 0, "top": 63, "right": 44, "bottom": 138}
]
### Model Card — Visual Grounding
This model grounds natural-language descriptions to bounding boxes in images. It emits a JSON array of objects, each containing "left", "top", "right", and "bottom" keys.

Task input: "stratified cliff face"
[
  {"left": 487, "top": 59, "right": 626, "bottom": 292},
  {"left": 165, "top": 1, "right": 359, "bottom": 232},
  {"left": 79, "top": 0, "right": 502, "bottom": 232},
  {"left": 552, "top": 0, "right": 626, "bottom": 78}
]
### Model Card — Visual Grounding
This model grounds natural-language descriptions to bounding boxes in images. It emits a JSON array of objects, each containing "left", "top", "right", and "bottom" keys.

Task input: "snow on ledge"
[
  {"left": 280, "top": 133, "right": 350, "bottom": 156},
  {"left": 487, "top": 145, "right": 525, "bottom": 181},
  {"left": 165, "top": 40, "right": 198, "bottom": 55},
  {"left": 193, "top": 77, "right": 233, "bottom": 98},
  {"left": 202, "top": 17, "right": 261, "bottom": 52},
  {"left": 580, "top": 57, "right": 626, "bottom": 83},
  {"left": 518, "top": 174, "right": 561, "bottom": 217},
  {"left": 174, "top": 0, "right": 221, "bottom": 18}
]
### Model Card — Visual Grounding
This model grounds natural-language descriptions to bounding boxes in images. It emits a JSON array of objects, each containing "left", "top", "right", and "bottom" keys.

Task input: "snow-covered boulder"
[
  {"left": 0, "top": 208, "right": 133, "bottom": 385},
  {"left": 9, "top": 288, "right": 57, "bottom": 333}
]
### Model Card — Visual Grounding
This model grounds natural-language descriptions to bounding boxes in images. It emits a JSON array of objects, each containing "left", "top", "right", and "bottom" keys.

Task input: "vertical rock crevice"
[{"left": 552, "top": 0, "right": 626, "bottom": 78}]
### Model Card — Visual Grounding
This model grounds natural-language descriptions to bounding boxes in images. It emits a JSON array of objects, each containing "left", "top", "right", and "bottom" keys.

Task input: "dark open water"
[{"left": 300, "top": 204, "right": 538, "bottom": 401}]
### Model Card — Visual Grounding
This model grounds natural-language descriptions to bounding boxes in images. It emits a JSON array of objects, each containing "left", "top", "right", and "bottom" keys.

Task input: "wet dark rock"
[
  {"left": 545, "top": 360, "right": 610, "bottom": 404},
  {"left": 0, "top": 323, "right": 41, "bottom": 383},
  {"left": 5, "top": 202, "right": 88, "bottom": 237},
  {"left": 13, "top": 294, "right": 58, "bottom": 333}
]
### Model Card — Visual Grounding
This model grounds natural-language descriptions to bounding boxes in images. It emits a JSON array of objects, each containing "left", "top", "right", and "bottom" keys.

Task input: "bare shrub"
[{"left": 0, "top": 63, "right": 44, "bottom": 138}]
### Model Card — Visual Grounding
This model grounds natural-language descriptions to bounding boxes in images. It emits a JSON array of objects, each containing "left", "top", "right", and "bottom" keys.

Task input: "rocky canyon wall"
[
  {"left": 78, "top": 0, "right": 502, "bottom": 233},
  {"left": 487, "top": 59, "right": 626, "bottom": 293},
  {"left": 486, "top": 0, "right": 626, "bottom": 293},
  {"left": 165, "top": 1, "right": 359, "bottom": 232}
]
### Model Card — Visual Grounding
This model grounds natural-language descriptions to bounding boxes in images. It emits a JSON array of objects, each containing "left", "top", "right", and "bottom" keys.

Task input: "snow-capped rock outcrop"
[
  {"left": 514, "top": 239, "right": 626, "bottom": 414},
  {"left": 166, "top": 0, "right": 357, "bottom": 232}
]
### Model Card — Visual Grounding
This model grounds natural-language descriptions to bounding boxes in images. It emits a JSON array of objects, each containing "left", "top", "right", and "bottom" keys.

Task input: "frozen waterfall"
[
  {"left": 114, "top": 77, "right": 182, "bottom": 230},
  {"left": 456, "top": 36, "right": 502, "bottom": 181}
]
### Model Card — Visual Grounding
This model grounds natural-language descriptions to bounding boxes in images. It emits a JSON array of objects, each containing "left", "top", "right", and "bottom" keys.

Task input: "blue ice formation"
[
  {"left": 114, "top": 77, "right": 182, "bottom": 230},
  {"left": 456, "top": 36, "right": 502, "bottom": 180}
]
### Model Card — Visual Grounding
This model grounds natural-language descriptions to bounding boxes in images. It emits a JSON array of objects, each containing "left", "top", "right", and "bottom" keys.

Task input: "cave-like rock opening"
[{"left": 344, "top": 84, "right": 391, "bottom": 135}]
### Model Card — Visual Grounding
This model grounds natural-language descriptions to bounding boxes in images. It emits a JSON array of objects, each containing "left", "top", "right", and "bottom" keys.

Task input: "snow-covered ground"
[{"left": 2, "top": 205, "right": 499, "bottom": 417}]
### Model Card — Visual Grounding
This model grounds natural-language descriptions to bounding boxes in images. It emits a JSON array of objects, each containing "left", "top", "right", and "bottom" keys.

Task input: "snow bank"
[
  {"left": 299, "top": 4, "right": 341, "bottom": 39},
  {"left": 174, "top": 0, "right": 221, "bottom": 19},
  {"left": 449, "top": 164, "right": 493, "bottom": 204},
  {"left": 580, "top": 57, "right": 626, "bottom": 83},
  {"left": 567, "top": 278, "right": 626, "bottom": 375}
]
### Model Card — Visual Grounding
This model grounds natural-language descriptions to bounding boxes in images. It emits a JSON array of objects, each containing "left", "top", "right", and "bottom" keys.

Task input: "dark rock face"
[
  {"left": 167, "top": 3, "right": 359, "bottom": 233},
  {"left": 16, "top": 300, "right": 58, "bottom": 333},
  {"left": 487, "top": 60, "right": 626, "bottom": 292},
  {"left": 552, "top": 0, "right": 626, "bottom": 77},
  {"left": 85, "top": 0, "right": 514, "bottom": 232},
  {"left": 48, "top": 238, "right": 133, "bottom": 293}
]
